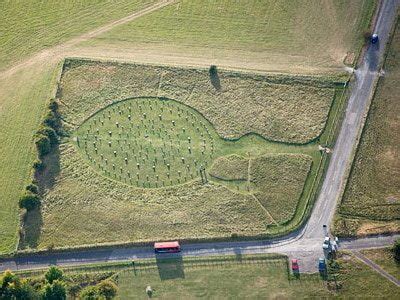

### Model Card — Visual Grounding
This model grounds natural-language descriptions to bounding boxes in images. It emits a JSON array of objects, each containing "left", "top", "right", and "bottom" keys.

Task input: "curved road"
[{"left": 1, "top": 0, "right": 399, "bottom": 273}]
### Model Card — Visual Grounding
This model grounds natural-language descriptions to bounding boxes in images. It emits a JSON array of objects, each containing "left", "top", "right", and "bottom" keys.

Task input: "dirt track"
[{"left": 0, "top": 0, "right": 175, "bottom": 81}]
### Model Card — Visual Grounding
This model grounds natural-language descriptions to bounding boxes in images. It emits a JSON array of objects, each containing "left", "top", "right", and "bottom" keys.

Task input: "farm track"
[
  {"left": 0, "top": 0, "right": 399, "bottom": 275},
  {"left": 0, "top": 0, "right": 175, "bottom": 81}
]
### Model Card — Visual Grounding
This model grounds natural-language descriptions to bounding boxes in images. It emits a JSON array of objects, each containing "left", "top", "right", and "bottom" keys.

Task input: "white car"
[{"left": 322, "top": 237, "right": 330, "bottom": 250}]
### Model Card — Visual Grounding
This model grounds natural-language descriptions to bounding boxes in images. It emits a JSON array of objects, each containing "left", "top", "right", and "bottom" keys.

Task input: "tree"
[
  {"left": 97, "top": 280, "right": 118, "bottom": 299},
  {"left": 35, "top": 134, "right": 51, "bottom": 157},
  {"left": 45, "top": 266, "right": 63, "bottom": 284},
  {"left": 0, "top": 270, "right": 38, "bottom": 299},
  {"left": 26, "top": 183, "right": 39, "bottom": 194},
  {"left": 41, "top": 280, "right": 66, "bottom": 300},
  {"left": 394, "top": 239, "right": 400, "bottom": 262},
  {"left": 37, "top": 126, "right": 58, "bottom": 146},
  {"left": 19, "top": 193, "right": 41, "bottom": 211}
]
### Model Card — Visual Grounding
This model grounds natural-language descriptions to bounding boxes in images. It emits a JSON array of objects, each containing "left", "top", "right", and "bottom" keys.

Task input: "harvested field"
[
  {"left": 0, "top": 0, "right": 155, "bottom": 71},
  {"left": 336, "top": 21, "right": 400, "bottom": 236},
  {"left": 80, "top": 0, "right": 376, "bottom": 74}
]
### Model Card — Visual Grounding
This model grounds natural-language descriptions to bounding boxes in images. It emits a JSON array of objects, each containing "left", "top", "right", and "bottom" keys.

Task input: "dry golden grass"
[
  {"left": 60, "top": 60, "right": 336, "bottom": 144},
  {"left": 209, "top": 155, "right": 248, "bottom": 181}
]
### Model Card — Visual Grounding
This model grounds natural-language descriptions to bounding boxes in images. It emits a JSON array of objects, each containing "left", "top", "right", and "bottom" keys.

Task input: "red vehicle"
[
  {"left": 291, "top": 259, "right": 299, "bottom": 271},
  {"left": 154, "top": 241, "right": 181, "bottom": 253}
]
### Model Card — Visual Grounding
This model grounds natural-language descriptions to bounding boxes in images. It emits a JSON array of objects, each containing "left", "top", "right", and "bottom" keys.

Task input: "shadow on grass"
[
  {"left": 209, "top": 65, "right": 221, "bottom": 91},
  {"left": 19, "top": 147, "right": 61, "bottom": 250},
  {"left": 19, "top": 207, "right": 43, "bottom": 249},
  {"left": 156, "top": 253, "right": 185, "bottom": 280},
  {"left": 36, "top": 147, "right": 61, "bottom": 192}
]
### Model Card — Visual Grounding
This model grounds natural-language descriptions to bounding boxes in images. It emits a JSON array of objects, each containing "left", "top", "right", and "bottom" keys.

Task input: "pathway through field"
[{"left": 0, "top": 0, "right": 175, "bottom": 81}]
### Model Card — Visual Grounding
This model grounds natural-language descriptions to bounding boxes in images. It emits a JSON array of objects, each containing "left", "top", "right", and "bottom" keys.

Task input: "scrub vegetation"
[{"left": 335, "top": 21, "right": 400, "bottom": 237}]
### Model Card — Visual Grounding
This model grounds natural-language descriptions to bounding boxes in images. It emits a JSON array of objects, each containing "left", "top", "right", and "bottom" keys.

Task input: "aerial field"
[
  {"left": 0, "top": 0, "right": 375, "bottom": 254},
  {"left": 0, "top": 0, "right": 162, "bottom": 255},
  {"left": 79, "top": 0, "right": 376, "bottom": 74},
  {"left": 116, "top": 252, "right": 399, "bottom": 299},
  {"left": 0, "top": 0, "right": 156, "bottom": 71},
  {"left": 17, "top": 59, "right": 344, "bottom": 250},
  {"left": 335, "top": 20, "right": 400, "bottom": 237}
]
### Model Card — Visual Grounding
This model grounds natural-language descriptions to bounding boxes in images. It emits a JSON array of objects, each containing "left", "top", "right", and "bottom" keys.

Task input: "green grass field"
[
  {"left": 361, "top": 248, "right": 400, "bottom": 280},
  {"left": 0, "top": 0, "right": 155, "bottom": 70},
  {"left": 80, "top": 0, "right": 375, "bottom": 74},
  {"left": 335, "top": 20, "right": 400, "bottom": 237},
  {"left": 116, "top": 253, "right": 400, "bottom": 299}
]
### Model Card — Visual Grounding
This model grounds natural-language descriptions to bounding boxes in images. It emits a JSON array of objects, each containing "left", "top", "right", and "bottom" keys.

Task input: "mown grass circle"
[{"left": 74, "top": 97, "right": 216, "bottom": 188}]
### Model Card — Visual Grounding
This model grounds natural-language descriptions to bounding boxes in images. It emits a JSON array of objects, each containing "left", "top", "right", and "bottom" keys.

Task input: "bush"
[
  {"left": 26, "top": 183, "right": 39, "bottom": 194},
  {"left": 97, "top": 280, "right": 118, "bottom": 299},
  {"left": 394, "top": 239, "right": 400, "bottom": 262},
  {"left": 41, "top": 280, "right": 66, "bottom": 300},
  {"left": 79, "top": 286, "right": 100, "bottom": 300},
  {"left": 19, "top": 193, "right": 41, "bottom": 211},
  {"left": 33, "top": 159, "right": 45, "bottom": 172},
  {"left": 209, "top": 65, "right": 217, "bottom": 75},
  {"left": 38, "top": 126, "right": 58, "bottom": 146},
  {"left": 45, "top": 266, "right": 63, "bottom": 284},
  {"left": 48, "top": 99, "right": 59, "bottom": 113},
  {"left": 43, "top": 111, "right": 61, "bottom": 132},
  {"left": 35, "top": 134, "right": 51, "bottom": 157}
]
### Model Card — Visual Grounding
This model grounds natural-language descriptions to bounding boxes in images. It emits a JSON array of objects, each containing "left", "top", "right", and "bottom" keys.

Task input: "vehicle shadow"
[{"left": 156, "top": 253, "right": 185, "bottom": 280}]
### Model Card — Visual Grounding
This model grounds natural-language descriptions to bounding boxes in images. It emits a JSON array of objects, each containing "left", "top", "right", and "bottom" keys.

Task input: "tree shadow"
[
  {"left": 209, "top": 65, "right": 221, "bottom": 91},
  {"left": 19, "top": 147, "right": 61, "bottom": 250},
  {"left": 19, "top": 207, "right": 43, "bottom": 249},
  {"left": 36, "top": 147, "right": 61, "bottom": 192},
  {"left": 155, "top": 253, "right": 185, "bottom": 280}
]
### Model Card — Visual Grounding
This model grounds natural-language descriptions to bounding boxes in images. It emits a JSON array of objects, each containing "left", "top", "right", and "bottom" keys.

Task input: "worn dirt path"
[{"left": 352, "top": 250, "right": 400, "bottom": 287}]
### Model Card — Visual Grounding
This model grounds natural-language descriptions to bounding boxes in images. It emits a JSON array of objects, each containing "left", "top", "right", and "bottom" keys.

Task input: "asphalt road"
[{"left": 1, "top": 0, "right": 399, "bottom": 274}]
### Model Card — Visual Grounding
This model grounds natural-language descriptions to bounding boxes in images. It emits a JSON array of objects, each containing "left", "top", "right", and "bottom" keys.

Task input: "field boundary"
[{"left": 7, "top": 58, "right": 350, "bottom": 257}]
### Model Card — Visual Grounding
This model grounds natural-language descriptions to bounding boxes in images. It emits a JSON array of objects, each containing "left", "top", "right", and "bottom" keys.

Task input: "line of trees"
[
  {"left": 0, "top": 266, "right": 118, "bottom": 299},
  {"left": 19, "top": 99, "right": 62, "bottom": 212}
]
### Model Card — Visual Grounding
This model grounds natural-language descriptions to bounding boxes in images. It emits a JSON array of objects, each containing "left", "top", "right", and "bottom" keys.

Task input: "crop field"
[
  {"left": 335, "top": 21, "right": 400, "bottom": 237},
  {"left": 79, "top": 0, "right": 375, "bottom": 74},
  {"left": 16, "top": 59, "right": 345, "bottom": 249},
  {"left": 0, "top": 0, "right": 155, "bottom": 71}
]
